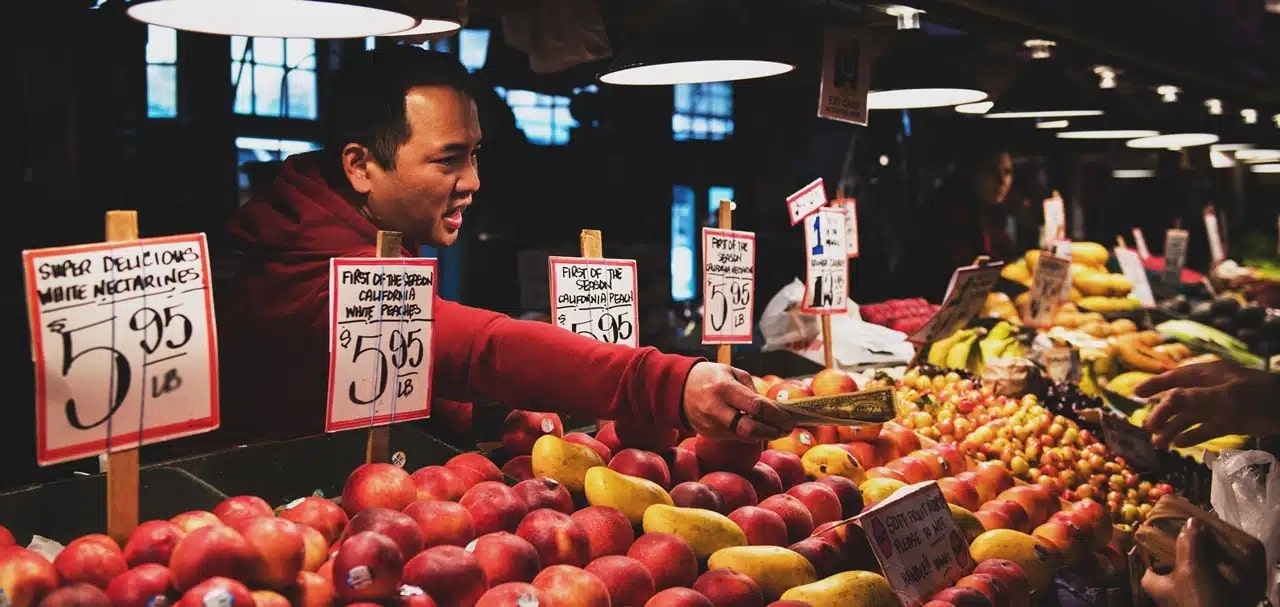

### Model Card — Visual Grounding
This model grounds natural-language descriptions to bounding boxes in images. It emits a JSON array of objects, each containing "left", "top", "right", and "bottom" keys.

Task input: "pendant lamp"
[
  {"left": 597, "top": 0, "right": 794, "bottom": 85},
  {"left": 1122, "top": 88, "right": 1223, "bottom": 150},
  {"left": 380, "top": 0, "right": 464, "bottom": 37},
  {"left": 125, "top": 0, "right": 418, "bottom": 38},
  {"left": 866, "top": 33, "right": 987, "bottom": 110}
]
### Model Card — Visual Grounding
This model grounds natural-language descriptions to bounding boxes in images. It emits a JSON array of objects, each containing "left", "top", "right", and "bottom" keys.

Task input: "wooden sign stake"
[
  {"left": 716, "top": 202, "right": 735, "bottom": 366},
  {"left": 580, "top": 229, "right": 612, "bottom": 430},
  {"left": 105, "top": 210, "right": 140, "bottom": 544},
  {"left": 365, "top": 230, "right": 402, "bottom": 465},
  {"left": 820, "top": 193, "right": 841, "bottom": 369}
]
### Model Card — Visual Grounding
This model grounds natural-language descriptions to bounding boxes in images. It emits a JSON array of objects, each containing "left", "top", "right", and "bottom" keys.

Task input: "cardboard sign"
[
  {"left": 908, "top": 263, "right": 1004, "bottom": 345},
  {"left": 1101, "top": 414, "right": 1162, "bottom": 473},
  {"left": 1162, "top": 229, "right": 1189, "bottom": 287},
  {"left": 1132, "top": 228, "right": 1151, "bottom": 260},
  {"left": 1114, "top": 247, "right": 1156, "bottom": 307},
  {"left": 1044, "top": 346, "right": 1081, "bottom": 384},
  {"left": 1203, "top": 206, "right": 1226, "bottom": 264},
  {"left": 1052, "top": 240, "right": 1073, "bottom": 299},
  {"left": 22, "top": 234, "right": 219, "bottom": 466},
  {"left": 857, "top": 481, "right": 973, "bottom": 607},
  {"left": 835, "top": 197, "right": 861, "bottom": 258},
  {"left": 702, "top": 228, "right": 756, "bottom": 344},
  {"left": 801, "top": 207, "right": 849, "bottom": 314},
  {"left": 1042, "top": 195, "right": 1066, "bottom": 248},
  {"left": 548, "top": 257, "right": 639, "bottom": 348},
  {"left": 817, "top": 24, "right": 871, "bottom": 126},
  {"left": 786, "top": 178, "right": 828, "bottom": 226},
  {"left": 1026, "top": 253, "right": 1071, "bottom": 327},
  {"left": 326, "top": 258, "right": 436, "bottom": 432}
]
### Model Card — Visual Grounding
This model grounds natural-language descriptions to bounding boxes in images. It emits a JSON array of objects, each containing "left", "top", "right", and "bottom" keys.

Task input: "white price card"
[
  {"left": 326, "top": 258, "right": 436, "bottom": 433},
  {"left": 817, "top": 24, "right": 871, "bottom": 126},
  {"left": 1052, "top": 239, "right": 1073, "bottom": 299},
  {"left": 907, "top": 263, "right": 1003, "bottom": 345},
  {"left": 837, "top": 198, "right": 861, "bottom": 258},
  {"left": 1132, "top": 228, "right": 1151, "bottom": 260},
  {"left": 1203, "top": 206, "right": 1226, "bottom": 264},
  {"left": 1042, "top": 195, "right": 1065, "bottom": 247},
  {"left": 1162, "top": 229, "right": 1189, "bottom": 288},
  {"left": 801, "top": 207, "right": 849, "bottom": 314},
  {"left": 1114, "top": 247, "right": 1156, "bottom": 307},
  {"left": 549, "top": 257, "right": 639, "bottom": 348},
  {"left": 702, "top": 229, "right": 756, "bottom": 344},
  {"left": 1025, "top": 253, "right": 1071, "bottom": 327},
  {"left": 856, "top": 481, "right": 973, "bottom": 606},
  {"left": 22, "top": 234, "right": 219, "bottom": 466},
  {"left": 786, "top": 178, "right": 828, "bottom": 226}
]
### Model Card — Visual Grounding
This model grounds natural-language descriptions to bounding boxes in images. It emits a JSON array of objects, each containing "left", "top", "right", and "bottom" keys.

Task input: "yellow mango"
[
  {"left": 948, "top": 504, "right": 985, "bottom": 544},
  {"left": 859, "top": 478, "right": 907, "bottom": 506},
  {"left": 801, "top": 444, "right": 866, "bottom": 483},
  {"left": 707, "top": 546, "right": 818, "bottom": 601},
  {"left": 530, "top": 434, "right": 604, "bottom": 492},
  {"left": 642, "top": 504, "right": 747, "bottom": 560},
  {"left": 583, "top": 466, "right": 673, "bottom": 524},
  {"left": 780, "top": 571, "right": 898, "bottom": 607},
  {"left": 968, "top": 529, "right": 1063, "bottom": 591}
]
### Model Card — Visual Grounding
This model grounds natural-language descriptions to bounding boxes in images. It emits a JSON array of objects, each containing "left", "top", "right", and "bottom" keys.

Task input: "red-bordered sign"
[
  {"left": 702, "top": 228, "right": 756, "bottom": 344},
  {"left": 549, "top": 257, "right": 640, "bottom": 348},
  {"left": 787, "top": 178, "right": 828, "bottom": 226},
  {"left": 801, "top": 206, "right": 849, "bottom": 314}
]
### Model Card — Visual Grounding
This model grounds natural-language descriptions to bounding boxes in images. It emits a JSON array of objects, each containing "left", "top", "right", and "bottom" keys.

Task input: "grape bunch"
[{"left": 1043, "top": 381, "right": 1104, "bottom": 422}]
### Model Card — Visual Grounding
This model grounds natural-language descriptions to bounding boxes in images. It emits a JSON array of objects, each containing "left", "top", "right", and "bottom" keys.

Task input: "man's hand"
[
  {"left": 683, "top": 363, "right": 794, "bottom": 441},
  {"left": 1135, "top": 360, "right": 1280, "bottom": 449},
  {"left": 1140, "top": 519, "right": 1228, "bottom": 607}
]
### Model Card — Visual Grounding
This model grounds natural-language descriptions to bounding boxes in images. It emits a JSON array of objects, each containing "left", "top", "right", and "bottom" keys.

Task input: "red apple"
[
  {"left": 767, "top": 382, "right": 813, "bottom": 402},
  {"left": 332, "top": 531, "right": 404, "bottom": 602},
  {"left": 105, "top": 563, "right": 172, "bottom": 607},
  {"left": 746, "top": 461, "right": 784, "bottom": 499},
  {"left": 694, "top": 437, "right": 764, "bottom": 476},
  {"left": 404, "top": 500, "right": 477, "bottom": 549},
  {"left": 810, "top": 368, "right": 858, "bottom": 396},
  {"left": 516, "top": 509, "right": 591, "bottom": 568},
  {"left": 932, "top": 443, "right": 967, "bottom": 475},
  {"left": 758, "top": 494, "right": 815, "bottom": 544},
  {"left": 564, "top": 432, "right": 612, "bottom": 462},
  {"left": 409, "top": 465, "right": 468, "bottom": 502},
  {"left": 52, "top": 534, "right": 126, "bottom": 589},
  {"left": 842, "top": 441, "right": 883, "bottom": 469},
  {"left": 839, "top": 423, "right": 883, "bottom": 442},
  {"left": 288, "top": 570, "right": 337, "bottom": 607},
  {"left": 928, "top": 586, "right": 993, "bottom": 607},
  {"left": 974, "top": 559, "right": 1030, "bottom": 599},
  {"left": 785, "top": 482, "right": 842, "bottom": 526},
  {"left": 728, "top": 506, "right": 790, "bottom": 547},
  {"left": 886, "top": 456, "right": 936, "bottom": 484},
  {"left": 403, "top": 545, "right": 488, "bottom": 607},
  {"left": 460, "top": 481, "right": 529, "bottom": 536},
  {"left": 972, "top": 461, "right": 1016, "bottom": 501},
  {"left": 476, "top": 583, "right": 551, "bottom": 607},
  {"left": 177, "top": 576, "right": 253, "bottom": 607},
  {"left": 669, "top": 482, "right": 726, "bottom": 512},
  {"left": 614, "top": 421, "right": 681, "bottom": 452},
  {"left": 0, "top": 526, "right": 13, "bottom": 547},
  {"left": 240, "top": 517, "right": 307, "bottom": 589},
  {"left": 502, "top": 410, "right": 564, "bottom": 457},
  {"left": 168, "top": 524, "right": 258, "bottom": 591},
  {"left": 759, "top": 449, "right": 806, "bottom": 488},
  {"left": 501, "top": 456, "right": 535, "bottom": 482},
  {"left": 343, "top": 508, "right": 425, "bottom": 561},
  {"left": 814, "top": 475, "right": 865, "bottom": 518},
  {"left": 278, "top": 496, "right": 350, "bottom": 544},
  {"left": 585, "top": 555, "right": 655, "bottom": 607},
  {"left": 609, "top": 449, "right": 672, "bottom": 488},
  {"left": 0, "top": 548, "right": 57, "bottom": 607},
  {"left": 594, "top": 423, "right": 621, "bottom": 454},
  {"left": 343, "top": 463, "right": 418, "bottom": 515},
  {"left": 864, "top": 466, "right": 907, "bottom": 483},
  {"left": 513, "top": 477, "right": 576, "bottom": 514},
  {"left": 467, "top": 531, "right": 542, "bottom": 585},
  {"left": 532, "top": 564, "right": 611, "bottom": 607},
  {"left": 664, "top": 447, "right": 701, "bottom": 486},
  {"left": 937, "top": 477, "right": 982, "bottom": 512},
  {"left": 445, "top": 453, "right": 504, "bottom": 487},
  {"left": 980, "top": 500, "right": 1030, "bottom": 533},
  {"left": 168, "top": 511, "right": 220, "bottom": 534},
  {"left": 213, "top": 495, "right": 274, "bottom": 531}
]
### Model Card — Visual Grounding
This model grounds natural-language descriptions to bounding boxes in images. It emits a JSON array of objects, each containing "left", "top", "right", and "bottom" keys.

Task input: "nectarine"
[{"left": 342, "top": 463, "right": 417, "bottom": 515}]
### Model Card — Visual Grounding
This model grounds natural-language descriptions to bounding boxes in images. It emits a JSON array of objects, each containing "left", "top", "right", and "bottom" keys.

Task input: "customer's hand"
[
  {"left": 1140, "top": 519, "right": 1227, "bottom": 607},
  {"left": 1135, "top": 360, "right": 1280, "bottom": 449},
  {"left": 683, "top": 363, "right": 794, "bottom": 441}
]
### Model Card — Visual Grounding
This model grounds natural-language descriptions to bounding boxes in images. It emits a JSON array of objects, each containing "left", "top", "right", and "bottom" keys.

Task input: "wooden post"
[
  {"left": 105, "top": 210, "right": 140, "bottom": 544},
  {"left": 717, "top": 202, "right": 734, "bottom": 366},
  {"left": 580, "top": 229, "right": 603, "bottom": 259},
  {"left": 366, "top": 230, "right": 402, "bottom": 464},
  {"left": 1116, "top": 235, "right": 1127, "bottom": 249}
]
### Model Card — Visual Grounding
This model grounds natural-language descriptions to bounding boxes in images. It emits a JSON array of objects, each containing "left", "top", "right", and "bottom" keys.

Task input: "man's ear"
[{"left": 341, "top": 144, "right": 374, "bottom": 194}]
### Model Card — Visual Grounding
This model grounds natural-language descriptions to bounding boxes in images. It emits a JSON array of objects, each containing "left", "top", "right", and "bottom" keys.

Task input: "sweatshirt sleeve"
[{"left": 431, "top": 298, "right": 703, "bottom": 429}]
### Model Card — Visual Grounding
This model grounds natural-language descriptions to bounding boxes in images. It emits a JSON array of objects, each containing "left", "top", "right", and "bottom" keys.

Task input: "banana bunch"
[
  {"left": 1128, "top": 407, "right": 1248, "bottom": 462},
  {"left": 1078, "top": 295, "right": 1143, "bottom": 313},
  {"left": 1156, "top": 320, "right": 1263, "bottom": 368},
  {"left": 926, "top": 322, "right": 1024, "bottom": 373}
]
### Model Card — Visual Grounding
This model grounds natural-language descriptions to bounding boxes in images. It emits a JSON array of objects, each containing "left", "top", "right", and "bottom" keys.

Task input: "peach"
[
  {"left": 213, "top": 495, "right": 274, "bottom": 531},
  {"left": 957, "top": 471, "right": 994, "bottom": 504},
  {"left": 1032, "top": 520, "right": 1089, "bottom": 567},
  {"left": 446, "top": 453, "right": 504, "bottom": 487},
  {"left": 886, "top": 456, "right": 936, "bottom": 484},
  {"left": 665, "top": 447, "right": 701, "bottom": 486},
  {"left": 121, "top": 520, "right": 184, "bottom": 569},
  {"left": 177, "top": 577, "right": 253, "bottom": 607},
  {"left": 810, "top": 368, "right": 858, "bottom": 396},
  {"left": 105, "top": 563, "right": 171, "bottom": 607},
  {"left": 767, "top": 428, "right": 817, "bottom": 457},
  {"left": 0, "top": 525, "right": 12, "bottom": 546},
  {"left": 287, "top": 571, "right": 335, "bottom": 607},
  {"left": 864, "top": 466, "right": 907, "bottom": 483},
  {"left": 615, "top": 420, "right": 681, "bottom": 451},
  {"left": 810, "top": 426, "right": 840, "bottom": 445},
  {"left": 168, "top": 510, "right": 220, "bottom": 534},
  {"left": 502, "top": 410, "right": 564, "bottom": 457},
  {"left": 403, "top": 545, "right": 487, "bottom": 607},
  {"left": 974, "top": 559, "right": 1030, "bottom": 599},
  {"left": 565, "top": 432, "right": 613, "bottom": 462},
  {"left": 928, "top": 586, "right": 992, "bottom": 606},
  {"left": 746, "top": 462, "right": 784, "bottom": 499},
  {"left": 758, "top": 450, "right": 805, "bottom": 489},
  {"left": 52, "top": 533, "right": 125, "bottom": 589},
  {"left": 878, "top": 422, "right": 921, "bottom": 457},
  {"left": 646, "top": 587, "right": 714, "bottom": 607},
  {"left": 0, "top": 547, "right": 57, "bottom": 607},
  {"left": 841, "top": 441, "right": 883, "bottom": 469},
  {"left": 410, "top": 465, "right": 469, "bottom": 501},
  {"left": 767, "top": 382, "right": 812, "bottom": 402},
  {"left": 937, "top": 477, "right": 982, "bottom": 512},
  {"left": 240, "top": 517, "right": 306, "bottom": 589},
  {"left": 595, "top": 422, "right": 622, "bottom": 454},
  {"left": 513, "top": 477, "right": 575, "bottom": 514},
  {"left": 300, "top": 524, "right": 328, "bottom": 572},
  {"left": 728, "top": 506, "right": 789, "bottom": 547},
  {"left": 168, "top": 524, "right": 257, "bottom": 591},
  {"left": 700, "top": 472, "right": 758, "bottom": 510},
  {"left": 279, "top": 496, "right": 349, "bottom": 543},
  {"left": 467, "top": 531, "right": 541, "bottom": 584},
  {"left": 678, "top": 437, "right": 698, "bottom": 451},
  {"left": 974, "top": 510, "right": 1010, "bottom": 533},
  {"left": 814, "top": 475, "right": 864, "bottom": 518},
  {"left": 981, "top": 500, "right": 1030, "bottom": 533},
  {"left": 670, "top": 482, "right": 726, "bottom": 513},
  {"left": 404, "top": 499, "right": 476, "bottom": 549},
  {"left": 476, "top": 583, "right": 551, "bottom": 607},
  {"left": 627, "top": 532, "right": 699, "bottom": 590},
  {"left": 955, "top": 573, "right": 1007, "bottom": 607},
  {"left": 785, "top": 482, "right": 842, "bottom": 526},
  {"left": 695, "top": 437, "right": 763, "bottom": 475},
  {"left": 757, "top": 494, "right": 815, "bottom": 544},
  {"left": 585, "top": 555, "right": 656, "bottom": 607},
  {"left": 838, "top": 423, "right": 883, "bottom": 442},
  {"left": 694, "top": 568, "right": 764, "bottom": 607},
  {"left": 516, "top": 508, "right": 591, "bottom": 567},
  {"left": 972, "top": 461, "right": 1016, "bottom": 502},
  {"left": 533, "top": 564, "right": 611, "bottom": 607},
  {"left": 251, "top": 589, "right": 291, "bottom": 607},
  {"left": 501, "top": 456, "right": 535, "bottom": 482},
  {"left": 344, "top": 508, "right": 425, "bottom": 561},
  {"left": 908, "top": 449, "right": 951, "bottom": 480},
  {"left": 931, "top": 443, "right": 967, "bottom": 473},
  {"left": 332, "top": 531, "right": 404, "bottom": 602},
  {"left": 788, "top": 537, "right": 850, "bottom": 578},
  {"left": 996, "top": 486, "right": 1051, "bottom": 527},
  {"left": 460, "top": 481, "right": 529, "bottom": 535},
  {"left": 343, "top": 463, "right": 418, "bottom": 515},
  {"left": 611, "top": 449, "right": 673, "bottom": 488},
  {"left": 37, "top": 583, "right": 110, "bottom": 607},
  {"left": 570, "top": 506, "right": 635, "bottom": 560}
]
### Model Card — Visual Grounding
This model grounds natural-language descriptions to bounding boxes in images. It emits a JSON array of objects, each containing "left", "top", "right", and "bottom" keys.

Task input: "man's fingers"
[
  {"left": 1134, "top": 363, "right": 1225, "bottom": 397},
  {"left": 1140, "top": 570, "right": 1175, "bottom": 607},
  {"left": 1152, "top": 414, "right": 1199, "bottom": 450},
  {"left": 1143, "top": 386, "right": 1216, "bottom": 434},
  {"left": 1175, "top": 519, "right": 1202, "bottom": 572},
  {"left": 1170, "top": 422, "right": 1226, "bottom": 449},
  {"left": 707, "top": 399, "right": 786, "bottom": 440},
  {"left": 722, "top": 381, "right": 794, "bottom": 432}
]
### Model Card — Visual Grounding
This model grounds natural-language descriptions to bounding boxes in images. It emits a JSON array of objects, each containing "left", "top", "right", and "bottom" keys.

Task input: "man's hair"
[{"left": 327, "top": 46, "right": 477, "bottom": 169}]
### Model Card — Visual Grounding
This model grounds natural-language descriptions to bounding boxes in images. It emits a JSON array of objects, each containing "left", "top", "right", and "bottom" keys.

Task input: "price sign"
[
  {"left": 786, "top": 178, "right": 828, "bottom": 226},
  {"left": 1042, "top": 195, "right": 1065, "bottom": 248},
  {"left": 1132, "top": 228, "right": 1151, "bottom": 260},
  {"left": 801, "top": 207, "right": 849, "bottom": 314},
  {"left": 836, "top": 198, "right": 861, "bottom": 258},
  {"left": 1101, "top": 414, "right": 1161, "bottom": 473},
  {"left": 1114, "top": 247, "right": 1156, "bottom": 307},
  {"left": 857, "top": 481, "right": 973, "bottom": 607},
  {"left": 22, "top": 234, "right": 219, "bottom": 466},
  {"left": 817, "top": 24, "right": 871, "bottom": 126},
  {"left": 1026, "top": 253, "right": 1070, "bottom": 327},
  {"left": 326, "top": 259, "right": 436, "bottom": 432},
  {"left": 549, "top": 257, "right": 639, "bottom": 348},
  {"left": 1203, "top": 206, "right": 1226, "bottom": 264},
  {"left": 702, "top": 229, "right": 755, "bottom": 344},
  {"left": 908, "top": 263, "right": 1003, "bottom": 345},
  {"left": 1162, "top": 229, "right": 1189, "bottom": 288},
  {"left": 1052, "top": 239, "right": 1073, "bottom": 299}
]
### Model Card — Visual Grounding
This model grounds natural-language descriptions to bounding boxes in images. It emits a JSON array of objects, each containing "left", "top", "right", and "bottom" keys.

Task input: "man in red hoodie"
[{"left": 219, "top": 47, "right": 790, "bottom": 445}]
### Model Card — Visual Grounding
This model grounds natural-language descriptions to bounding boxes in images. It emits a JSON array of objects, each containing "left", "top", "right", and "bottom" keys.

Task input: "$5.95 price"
[
  {"left": 707, "top": 281, "right": 750, "bottom": 333},
  {"left": 557, "top": 309, "right": 634, "bottom": 344},
  {"left": 337, "top": 327, "right": 424, "bottom": 404}
]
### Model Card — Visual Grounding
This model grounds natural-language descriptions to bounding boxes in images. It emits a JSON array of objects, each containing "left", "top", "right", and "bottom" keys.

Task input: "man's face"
[
  {"left": 357, "top": 85, "right": 482, "bottom": 247},
  {"left": 973, "top": 152, "right": 1013, "bottom": 206}
]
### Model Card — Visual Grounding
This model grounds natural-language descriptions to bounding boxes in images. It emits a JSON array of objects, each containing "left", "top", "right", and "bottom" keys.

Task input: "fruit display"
[
  {"left": 980, "top": 292, "right": 1020, "bottom": 324},
  {"left": 1162, "top": 293, "right": 1280, "bottom": 355},
  {"left": 1000, "top": 243, "right": 1140, "bottom": 314},
  {"left": 924, "top": 321, "right": 1026, "bottom": 374},
  {"left": 859, "top": 298, "right": 942, "bottom": 335}
]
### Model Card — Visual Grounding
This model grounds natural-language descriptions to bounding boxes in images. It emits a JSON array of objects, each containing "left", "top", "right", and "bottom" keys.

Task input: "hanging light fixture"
[
  {"left": 125, "top": 0, "right": 418, "bottom": 38},
  {"left": 1127, "top": 132, "right": 1219, "bottom": 149},
  {"left": 380, "top": 0, "right": 464, "bottom": 37},
  {"left": 867, "top": 33, "right": 987, "bottom": 110},
  {"left": 1112, "top": 169, "right": 1155, "bottom": 178},
  {"left": 970, "top": 43, "right": 1103, "bottom": 119},
  {"left": 1250, "top": 163, "right": 1280, "bottom": 173},
  {"left": 1236, "top": 149, "right": 1280, "bottom": 163}
]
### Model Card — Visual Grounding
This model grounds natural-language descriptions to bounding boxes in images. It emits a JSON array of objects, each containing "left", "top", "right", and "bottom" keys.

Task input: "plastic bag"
[
  {"left": 1205, "top": 448, "right": 1280, "bottom": 606},
  {"left": 759, "top": 279, "right": 915, "bottom": 369}
]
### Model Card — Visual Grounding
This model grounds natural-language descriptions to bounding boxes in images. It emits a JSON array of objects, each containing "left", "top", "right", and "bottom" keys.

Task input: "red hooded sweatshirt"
[{"left": 219, "top": 152, "right": 699, "bottom": 441}]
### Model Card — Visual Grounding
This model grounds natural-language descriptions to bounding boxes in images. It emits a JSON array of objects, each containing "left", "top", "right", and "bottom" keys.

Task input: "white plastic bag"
[
  {"left": 759, "top": 279, "right": 915, "bottom": 369},
  {"left": 1205, "top": 448, "right": 1280, "bottom": 606}
]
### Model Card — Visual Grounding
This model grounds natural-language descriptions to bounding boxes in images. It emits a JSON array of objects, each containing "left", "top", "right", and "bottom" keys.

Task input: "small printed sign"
[
  {"left": 1042, "top": 195, "right": 1066, "bottom": 248},
  {"left": 908, "top": 263, "right": 1004, "bottom": 345},
  {"left": 702, "top": 228, "right": 756, "bottom": 344},
  {"left": 817, "top": 25, "right": 872, "bottom": 126},
  {"left": 1052, "top": 240, "right": 1073, "bottom": 300},
  {"left": 327, "top": 258, "right": 436, "bottom": 432},
  {"left": 1162, "top": 229, "right": 1189, "bottom": 288},
  {"left": 801, "top": 207, "right": 849, "bottom": 314},
  {"left": 1114, "top": 247, "right": 1155, "bottom": 307},
  {"left": 836, "top": 198, "right": 861, "bottom": 258},
  {"left": 787, "top": 178, "right": 828, "bottom": 226},
  {"left": 548, "top": 257, "right": 639, "bottom": 348},
  {"left": 857, "top": 481, "right": 973, "bottom": 607},
  {"left": 1026, "top": 253, "right": 1071, "bottom": 328}
]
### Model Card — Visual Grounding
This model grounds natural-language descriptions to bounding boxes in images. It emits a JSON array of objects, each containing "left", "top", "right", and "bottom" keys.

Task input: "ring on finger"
[{"left": 729, "top": 410, "right": 746, "bottom": 433}]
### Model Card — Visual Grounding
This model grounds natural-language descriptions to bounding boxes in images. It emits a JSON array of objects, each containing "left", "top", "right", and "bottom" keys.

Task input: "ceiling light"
[
  {"left": 1126, "top": 133, "right": 1220, "bottom": 149},
  {"left": 1273, "top": 113, "right": 1280, "bottom": 127},
  {"left": 879, "top": 5, "right": 925, "bottom": 29},
  {"left": 1023, "top": 39, "right": 1056, "bottom": 60},
  {"left": 600, "top": 60, "right": 793, "bottom": 85},
  {"left": 1156, "top": 85, "right": 1180, "bottom": 103},
  {"left": 1037, "top": 120, "right": 1070, "bottom": 129},
  {"left": 1241, "top": 108, "right": 1259, "bottom": 124},
  {"left": 1093, "top": 65, "right": 1119, "bottom": 89},
  {"left": 985, "top": 109, "right": 1103, "bottom": 119},
  {"left": 1112, "top": 169, "right": 1155, "bottom": 179},
  {"left": 1057, "top": 129, "right": 1160, "bottom": 140},
  {"left": 126, "top": 0, "right": 417, "bottom": 38},
  {"left": 1268, "top": 0, "right": 1280, "bottom": 15},
  {"left": 1210, "top": 148, "right": 1236, "bottom": 168},
  {"left": 955, "top": 101, "right": 993, "bottom": 114},
  {"left": 1236, "top": 149, "right": 1280, "bottom": 162},
  {"left": 1250, "top": 163, "right": 1280, "bottom": 173},
  {"left": 867, "top": 88, "right": 987, "bottom": 110},
  {"left": 1204, "top": 98, "right": 1224, "bottom": 115}
]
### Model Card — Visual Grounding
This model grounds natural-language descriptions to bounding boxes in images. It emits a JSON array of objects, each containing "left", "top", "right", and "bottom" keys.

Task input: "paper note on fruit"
[
  {"left": 773, "top": 387, "right": 897, "bottom": 425},
  {"left": 1113, "top": 247, "right": 1155, "bottom": 307},
  {"left": 857, "top": 481, "right": 973, "bottom": 607},
  {"left": 548, "top": 257, "right": 639, "bottom": 348},
  {"left": 702, "top": 228, "right": 756, "bottom": 344},
  {"left": 326, "top": 258, "right": 436, "bottom": 432},
  {"left": 1025, "top": 253, "right": 1070, "bottom": 328},
  {"left": 22, "top": 234, "right": 220, "bottom": 466},
  {"left": 907, "top": 263, "right": 1003, "bottom": 345},
  {"left": 801, "top": 206, "right": 849, "bottom": 314}
]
